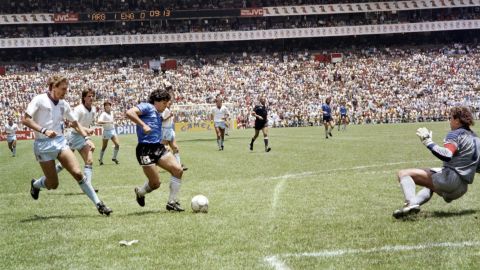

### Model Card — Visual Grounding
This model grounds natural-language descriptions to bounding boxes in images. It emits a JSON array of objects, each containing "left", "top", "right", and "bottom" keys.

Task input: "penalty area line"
[{"left": 265, "top": 241, "right": 480, "bottom": 269}]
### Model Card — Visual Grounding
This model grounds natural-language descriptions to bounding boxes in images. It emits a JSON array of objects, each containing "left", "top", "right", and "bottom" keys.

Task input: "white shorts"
[
  {"left": 162, "top": 128, "right": 175, "bottom": 142},
  {"left": 33, "top": 136, "right": 69, "bottom": 162},
  {"left": 431, "top": 167, "right": 468, "bottom": 202},
  {"left": 214, "top": 121, "right": 226, "bottom": 129},
  {"left": 67, "top": 132, "right": 87, "bottom": 151},
  {"left": 7, "top": 135, "right": 16, "bottom": 143},
  {"left": 103, "top": 129, "right": 117, "bottom": 140}
]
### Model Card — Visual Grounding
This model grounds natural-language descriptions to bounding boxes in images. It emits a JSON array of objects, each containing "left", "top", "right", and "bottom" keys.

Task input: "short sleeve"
[
  {"left": 64, "top": 102, "right": 77, "bottom": 122},
  {"left": 136, "top": 103, "right": 153, "bottom": 116},
  {"left": 25, "top": 96, "right": 39, "bottom": 117}
]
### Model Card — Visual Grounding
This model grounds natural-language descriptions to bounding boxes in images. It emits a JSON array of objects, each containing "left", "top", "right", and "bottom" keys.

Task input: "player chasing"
[
  {"left": 126, "top": 88, "right": 185, "bottom": 212},
  {"left": 162, "top": 99, "right": 188, "bottom": 171},
  {"left": 24, "top": 75, "right": 112, "bottom": 216},
  {"left": 392, "top": 106, "right": 480, "bottom": 219},
  {"left": 322, "top": 97, "right": 335, "bottom": 139},
  {"left": 338, "top": 102, "right": 348, "bottom": 131},
  {"left": 212, "top": 95, "right": 229, "bottom": 151},
  {"left": 250, "top": 95, "right": 271, "bottom": 152},
  {"left": 5, "top": 117, "right": 18, "bottom": 157},
  {"left": 97, "top": 101, "right": 120, "bottom": 165}
]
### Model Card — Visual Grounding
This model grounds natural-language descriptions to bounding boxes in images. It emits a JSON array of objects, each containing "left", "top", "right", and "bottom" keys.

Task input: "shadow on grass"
[
  {"left": 125, "top": 210, "right": 164, "bottom": 217},
  {"left": 428, "top": 209, "right": 478, "bottom": 218},
  {"left": 395, "top": 209, "right": 478, "bottom": 222},
  {"left": 20, "top": 214, "right": 91, "bottom": 223}
]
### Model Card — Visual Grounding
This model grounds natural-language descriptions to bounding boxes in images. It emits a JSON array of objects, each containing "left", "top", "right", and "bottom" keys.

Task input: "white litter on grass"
[{"left": 119, "top": 240, "right": 139, "bottom": 246}]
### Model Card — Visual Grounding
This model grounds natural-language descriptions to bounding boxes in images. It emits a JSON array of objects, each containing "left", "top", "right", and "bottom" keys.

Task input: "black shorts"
[
  {"left": 136, "top": 143, "right": 168, "bottom": 166},
  {"left": 254, "top": 121, "right": 267, "bottom": 130},
  {"left": 323, "top": 115, "right": 333, "bottom": 122}
]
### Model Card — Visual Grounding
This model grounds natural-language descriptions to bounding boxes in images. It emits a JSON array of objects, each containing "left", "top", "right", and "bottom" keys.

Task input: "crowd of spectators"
[
  {"left": 0, "top": 0, "right": 401, "bottom": 14},
  {"left": 1, "top": 43, "right": 479, "bottom": 132},
  {"left": 1, "top": 8, "right": 478, "bottom": 39}
]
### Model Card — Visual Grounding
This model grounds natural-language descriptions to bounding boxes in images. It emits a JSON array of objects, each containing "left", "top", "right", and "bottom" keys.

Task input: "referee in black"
[{"left": 250, "top": 95, "right": 271, "bottom": 152}]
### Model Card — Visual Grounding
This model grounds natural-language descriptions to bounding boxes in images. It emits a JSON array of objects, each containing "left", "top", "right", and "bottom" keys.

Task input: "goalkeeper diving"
[{"left": 392, "top": 106, "right": 480, "bottom": 219}]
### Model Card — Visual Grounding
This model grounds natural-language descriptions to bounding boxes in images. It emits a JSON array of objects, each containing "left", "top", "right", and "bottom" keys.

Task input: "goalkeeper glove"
[{"left": 416, "top": 127, "right": 433, "bottom": 146}]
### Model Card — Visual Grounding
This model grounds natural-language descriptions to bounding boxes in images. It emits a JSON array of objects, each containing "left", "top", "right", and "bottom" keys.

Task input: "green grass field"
[{"left": 1, "top": 122, "right": 480, "bottom": 270}]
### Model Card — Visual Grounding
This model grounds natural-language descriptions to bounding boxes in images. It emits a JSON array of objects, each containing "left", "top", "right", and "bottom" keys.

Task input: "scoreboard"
[
  {"left": 82, "top": 10, "right": 172, "bottom": 21},
  {"left": 80, "top": 9, "right": 240, "bottom": 22}
]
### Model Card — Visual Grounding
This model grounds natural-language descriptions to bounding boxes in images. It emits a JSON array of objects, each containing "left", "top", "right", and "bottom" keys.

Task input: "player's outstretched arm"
[{"left": 416, "top": 127, "right": 456, "bottom": 162}]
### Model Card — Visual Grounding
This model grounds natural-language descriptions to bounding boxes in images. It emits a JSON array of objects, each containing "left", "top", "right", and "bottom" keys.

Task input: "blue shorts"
[
  {"left": 7, "top": 135, "right": 16, "bottom": 143},
  {"left": 33, "top": 136, "right": 69, "bottom": 162},
  {"left": 323, "top": 115, "right": 333, "bottom": 122},
  {"left": 103, "top": 129, "right": 117, "bottom": 140},
  {"left": 162, "top": 128, "right": 175, "bottom": 141},
  {"left": 214, "top": 121, "right": 226, "bottom": 130},
  {"left": 67, "top": 132, "right": 87, "bottom": 151}
]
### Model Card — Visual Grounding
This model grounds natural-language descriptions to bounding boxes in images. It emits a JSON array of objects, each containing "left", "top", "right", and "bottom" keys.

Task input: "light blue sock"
[
  {"left": 33, "top": 177, "right": 46, "bottom": 189},
  {"left": 34, "top": 164, "right": 63, "bottom": 187},
  {"left": 78, "top": 176, "right": 101, "bottom": 205},
  {"left": 168, "top": 176, "right": 181, "bottom": 203},
  {"left": 221, "top": 139, "right": 224, "bottom": 147},
  {"left": 12, "top": 147, "right": 16, "bottom": 156},
  {"left": 84, "top": 165, "right": 93, "bottom": 184},
  {"left": 113, "top": 146, "right": 119, "bottom": 159}
]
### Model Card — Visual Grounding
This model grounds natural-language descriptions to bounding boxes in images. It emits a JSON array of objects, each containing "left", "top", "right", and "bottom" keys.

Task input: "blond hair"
[{"left": 47, "top": 75, "right": 68, "bottom": 91}]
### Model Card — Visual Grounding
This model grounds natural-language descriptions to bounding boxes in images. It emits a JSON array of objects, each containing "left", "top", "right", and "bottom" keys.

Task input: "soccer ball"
[{"left": 191, "top": 195, "right": 209, "bottom": 213}]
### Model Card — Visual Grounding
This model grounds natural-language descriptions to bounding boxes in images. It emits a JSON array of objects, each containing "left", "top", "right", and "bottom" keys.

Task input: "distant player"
[
  {"left": 24, "top": 75, "right": 111, "bottom": 215},
  {"left": 392, "top": 106, "right": 480, "bottom": 219},
  {"left": 126, "top": 88, "right": 185, "bottom": 212},
  {"left": 97, "top": 101, "right": 120, "bottom": 165},
  {"left": 162, "top": 101, "right": 188, "bottom": 171},
  {"left": 322, "top": 97, "right": 334, "bottom": 139},
  {"left": 5, "top": 117, "right": 18, "bottom": 157},
  {"left": 250, "top": 95, "right": 271, "bottom": 152},
  {"left": 338, "top": 102, "right": 348, "bottom": 131},
  {"left": 212, "top": 95, "right": 229, "bottom": 151}
]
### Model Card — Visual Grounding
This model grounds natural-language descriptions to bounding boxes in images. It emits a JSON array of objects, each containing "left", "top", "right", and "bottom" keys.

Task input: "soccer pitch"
[{"left": 1, "top": 123, "right": 479, "bottom": 269}]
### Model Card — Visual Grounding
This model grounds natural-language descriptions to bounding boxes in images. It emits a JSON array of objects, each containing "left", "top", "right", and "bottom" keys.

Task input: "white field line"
[
  {"left": 264, "top": 256, "right": 291, "bottom": 270},
  {"left": 265, "top": 241, "right": 480, "bottom": 269},
  {"left": 267, "top": 160, "right": 435, "bottom": 180}
]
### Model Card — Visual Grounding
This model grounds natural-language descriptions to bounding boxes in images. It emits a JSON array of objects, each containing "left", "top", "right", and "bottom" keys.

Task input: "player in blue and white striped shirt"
[{"left": 392, "top": 106, "right": 480, "bottom": 219}]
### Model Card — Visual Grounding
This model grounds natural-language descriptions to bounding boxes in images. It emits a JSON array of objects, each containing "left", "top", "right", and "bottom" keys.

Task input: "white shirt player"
[
  {"left": 98, "top": 111, "right": 115, "bottom": 131},
  {"left": 25, "top": 93, "right": 77, "bottom": 139},
  {"left": 212, "top": 106, "right": 229, "bottom": 123},
  {"left": 72, "top": 104, "right": 96, "bottom": 134},
  {"left": 162, "top": 108, "right": 174, "bottom": 129},
  {"left": 5, "top": 123, "right": 18, "bottom": 135}
]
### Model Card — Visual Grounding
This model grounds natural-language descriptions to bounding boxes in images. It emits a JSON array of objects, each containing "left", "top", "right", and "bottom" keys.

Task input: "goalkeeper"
[{"left": 393, "top": 106, "right": 480, "bottom": 219}]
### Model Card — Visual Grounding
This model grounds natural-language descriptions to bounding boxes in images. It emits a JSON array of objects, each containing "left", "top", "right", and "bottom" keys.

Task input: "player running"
[
  {"left": 250, "top": 95, "right": 271, "bottom": 152},
  {"left": 97, "top": 101, "right": 120, "bottom": 165},
  {"left": 322, "top": 97, "right": 334, "bottom": 139},
  {"left": 212, "top": 95, "right": 229, "bottom": 151},
  {"left": 24, "top": 75, "right": 112, "bottom": 216},
  {"left": 126, "top": 88, "right": 185, "bottom": 212},
  {"left": 4, "top": 117, "right": 18, "bottom": 157}
]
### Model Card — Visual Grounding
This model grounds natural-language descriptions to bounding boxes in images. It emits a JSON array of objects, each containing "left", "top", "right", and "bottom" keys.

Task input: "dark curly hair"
[
  {"left": 81, "top": 88, "right": 95, "bottom": 105},
  {"left": 148, "top": 88, "right": 171, "bottom": 104},
  {"left": 450, "top": 106, "right": 474, "bottom": 129}
]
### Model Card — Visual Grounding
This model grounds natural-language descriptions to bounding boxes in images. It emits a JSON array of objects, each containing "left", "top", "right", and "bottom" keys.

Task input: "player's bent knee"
[
  {"left": 150, "top": 181, "right": 161, "bottom": 190},
  {"left": 172, "top": 167, "right": 183, "bottom": 179},
  {"left": 45, "top": 181, "right": 59, "bottom": 190},
  {"left": 397, "top": 169, "right": 411, "bottom": 180},
  {"left": 71, "top": 171, "right": 84, "bottom": 181}
]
